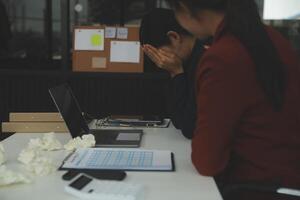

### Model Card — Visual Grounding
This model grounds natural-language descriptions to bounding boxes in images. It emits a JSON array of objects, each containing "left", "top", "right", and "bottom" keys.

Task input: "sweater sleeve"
[
  {"left": 192, "top": 54, "right": 249, "bottom": 176},
  {"left": 168, "top": 73, "right": 196, "bottom": 139}
]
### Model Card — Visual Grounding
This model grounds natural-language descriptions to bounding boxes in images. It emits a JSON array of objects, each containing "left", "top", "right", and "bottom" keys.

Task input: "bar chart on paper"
[{"left": 60, "top": 148, "right": 174, "bottom": 171}]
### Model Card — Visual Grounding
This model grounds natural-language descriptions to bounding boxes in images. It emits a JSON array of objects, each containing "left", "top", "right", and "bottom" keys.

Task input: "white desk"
[{"left": 0, "top": 125, "right": 223, "bottom": 200}]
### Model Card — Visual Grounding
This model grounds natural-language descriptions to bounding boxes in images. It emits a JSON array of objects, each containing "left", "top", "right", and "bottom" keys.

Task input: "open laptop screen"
[{"left": 49, "top": 84, "right": 89, "bottom": 137}]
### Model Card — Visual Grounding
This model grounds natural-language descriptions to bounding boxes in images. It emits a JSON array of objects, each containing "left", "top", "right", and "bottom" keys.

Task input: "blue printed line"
[
  {"left": 76, "top": 150, "right": 88, "bottom": 166},
  {"left": 139, "top": 152, "right": 145, "bottom": 167},
  {"left": 101, "top": 150, "right": 112, "bottom": 167},
  {"left": 127, "top": 151, "right": 134, "bottom": 167},
  {"left": 149, "top": 152, "right": 153, "bottom": 167},
  {"left": 93, "top": 151, "right": 102, "bottom": 166},
  {"left": 114, "top": 151, "right": 122, "bottom": 166}
]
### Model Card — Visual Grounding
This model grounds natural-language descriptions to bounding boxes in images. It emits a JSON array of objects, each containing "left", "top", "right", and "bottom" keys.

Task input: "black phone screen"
[
  {"left": 69, "top": 175, "right": 92, "bottom": 190},
  {"left": 62, "top": 170, "right": 126, "bottom": 181}
]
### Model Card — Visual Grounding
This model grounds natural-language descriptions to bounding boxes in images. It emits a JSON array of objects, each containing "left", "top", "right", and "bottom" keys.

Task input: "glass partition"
[{"left": 0, "top": 0, "right": 62, "bottom": 69}]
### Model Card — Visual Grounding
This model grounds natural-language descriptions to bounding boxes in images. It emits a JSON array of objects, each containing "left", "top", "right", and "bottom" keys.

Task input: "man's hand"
[{"left": 142, "top": 44, "right": 184, "bottom": 77}]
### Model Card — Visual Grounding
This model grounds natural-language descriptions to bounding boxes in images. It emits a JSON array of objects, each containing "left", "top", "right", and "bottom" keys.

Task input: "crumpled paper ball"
[
  {"left": 64, "top": 134, "right": 96, "bottom": 151},
  {"left": 18, "top": 147, "right": 56, "bottom": 177},
  {"left": 41, "top": 132, "right": 62, "bottom": 151},
  {"left": 81, "top": 134, "right": 96, "bottom": 148},
  {"left": 24, "top": 156, "right": 56, "bottom": 176},
  {"left": 17, "top": 133, "right": 61, "bottom": 176},
  {"left": 0, "top": 143, "right": 5, "bottom": 166},
  {"left": 0, "top": 165, "right": 31, "bottom": 186},
  {"left": 28, "top": 132, "right": 62, "bottom": 151},
  {"left": 18, "top": 147, "right": 41, "bottom": 165}
]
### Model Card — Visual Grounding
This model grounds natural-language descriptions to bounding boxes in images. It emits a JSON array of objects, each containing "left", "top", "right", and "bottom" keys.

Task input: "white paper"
[
  {"left": 74, "top": 29, "right": 104, "bottom": 51},
  {"left": 105, "top": 27, "right": 117, "bottom": 38},
  {"left": 264, "top": 0, "right": 300, "bottom": 19},
  {"left": 110, "top": 41, "right": 140, "bottom": 63},
  {"left": 117, "top": 27, "right": 128, "bottom": 39}
]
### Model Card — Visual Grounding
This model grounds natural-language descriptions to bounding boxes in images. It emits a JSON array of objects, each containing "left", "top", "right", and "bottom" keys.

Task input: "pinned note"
[
  {"left": 92, "top": 57, "right": 107, "bottom": 68},
  {"left": 110, "top": 41, "right": 140, "bottom": 63},
  {"left": 74, "top": 29, "right": 104, "bottom": 51},
  {"left": 117, "top": 27, "right": 128, "bottom": 39},
  {"left": 105, "top": 27, "right": 117, "bottom": 38}
]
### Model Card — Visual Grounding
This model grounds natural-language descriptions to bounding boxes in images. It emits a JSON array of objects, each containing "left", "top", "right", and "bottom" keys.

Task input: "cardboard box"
[
  {"left": 1, "top": 122, "right": 68, "bottom": 133},
  {"left": 72, "top": 25, "right": 144, "bottom": 73},
  {"left": 9, "top": 112, "right": 63, "bottom": 122}
]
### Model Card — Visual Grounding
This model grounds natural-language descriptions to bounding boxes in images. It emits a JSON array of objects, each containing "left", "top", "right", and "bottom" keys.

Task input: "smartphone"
[
  {"left": 62, "top": 170, "right": 126, "bottom": 181},
  {"left": 65, "top": 174, "right": 143, "bottom": 200}
]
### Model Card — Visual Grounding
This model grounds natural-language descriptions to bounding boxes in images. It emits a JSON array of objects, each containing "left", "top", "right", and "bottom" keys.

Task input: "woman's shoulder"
[
  {"left": 198, "top": 34, "right": 253, "bottom": 72},
  {"left": 195, "top": 33, "right": 257, "bottom": 83},
  {"left": 206, "top": 33, "right": 249, "bottom": 60}
]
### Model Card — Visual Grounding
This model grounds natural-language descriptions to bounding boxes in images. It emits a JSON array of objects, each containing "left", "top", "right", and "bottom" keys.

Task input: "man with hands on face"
[{"left": 140, "top": 8, "right": 210, "bottom": 139}]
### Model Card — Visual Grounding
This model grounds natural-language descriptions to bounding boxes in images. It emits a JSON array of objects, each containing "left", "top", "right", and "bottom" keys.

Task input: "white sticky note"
[
  {"left": 110, "top": 41, "right": 140, "bottom": 63},
  {"left": 105, "top": 27, "right": 116, "bottom": 38},
  {"left": 117, "top": 27, "right": 128, "bottom": 39},
  {"left": 74, "top": 29, "right": 104, "bottom": 51}
]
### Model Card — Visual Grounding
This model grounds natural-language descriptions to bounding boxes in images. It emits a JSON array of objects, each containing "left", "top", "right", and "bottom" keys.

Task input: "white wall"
[{"left": 264, "top": 0, "right": 300, "bottom": 19}]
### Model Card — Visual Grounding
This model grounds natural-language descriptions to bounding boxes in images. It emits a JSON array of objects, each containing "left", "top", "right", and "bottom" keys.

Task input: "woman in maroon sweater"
[{"left": 144, "top": 0, "right": 300, "bottom": 199}]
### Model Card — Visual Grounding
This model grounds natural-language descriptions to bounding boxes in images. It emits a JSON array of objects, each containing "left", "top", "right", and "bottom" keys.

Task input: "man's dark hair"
[{"left": 140, "top": 8, "right": 192, "bottom": 48}]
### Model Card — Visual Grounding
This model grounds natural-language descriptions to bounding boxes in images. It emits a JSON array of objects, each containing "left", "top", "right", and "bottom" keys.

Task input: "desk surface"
[{"left": 0, "top": 125, "right": 223, "bottom": 200}]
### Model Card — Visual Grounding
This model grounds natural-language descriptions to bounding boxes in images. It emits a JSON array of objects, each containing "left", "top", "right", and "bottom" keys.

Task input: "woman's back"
[{"left": 192, "top": 24, "right": 300, "bottom": 187}]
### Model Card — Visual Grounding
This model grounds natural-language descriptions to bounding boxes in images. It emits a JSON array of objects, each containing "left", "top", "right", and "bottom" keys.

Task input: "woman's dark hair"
[
  {"left": 167, "top": 0, "right": 286, "bottom": 111},
  {"left": 140, "top": 8, "right": 192, "bottom": 48}
]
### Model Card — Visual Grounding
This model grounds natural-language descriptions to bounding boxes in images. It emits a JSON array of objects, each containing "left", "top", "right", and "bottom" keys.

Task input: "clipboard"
[{"left": 59, "top": 148, "right": 175, "bottom": 172}]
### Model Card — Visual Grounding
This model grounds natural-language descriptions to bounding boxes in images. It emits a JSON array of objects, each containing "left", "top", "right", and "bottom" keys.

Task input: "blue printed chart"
[{"left": 61, "top": 148, "right": 174, "bottom": 171}]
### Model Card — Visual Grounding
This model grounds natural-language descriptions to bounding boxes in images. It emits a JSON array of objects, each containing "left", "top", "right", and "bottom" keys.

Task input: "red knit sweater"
[{"left": 192, "top": 22, "right": 300, "bottom": 189}]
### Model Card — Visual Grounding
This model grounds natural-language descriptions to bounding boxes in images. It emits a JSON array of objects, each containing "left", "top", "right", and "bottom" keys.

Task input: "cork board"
[{"left": 72, "top": 25, "right": 144, "bottom": 73}]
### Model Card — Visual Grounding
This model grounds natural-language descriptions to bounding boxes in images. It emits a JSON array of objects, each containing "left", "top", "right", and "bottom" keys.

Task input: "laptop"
[{"left": 49, "top": 84, "right": 143, "bottom": 147}]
